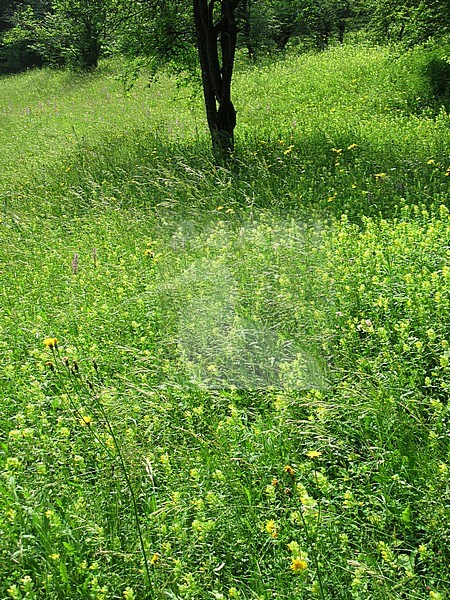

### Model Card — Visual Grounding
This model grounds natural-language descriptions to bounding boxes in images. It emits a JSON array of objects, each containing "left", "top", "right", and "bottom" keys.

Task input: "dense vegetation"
[
  {"left": 1, "top": 0, "right": 450, "bottom": 597},
  {"left": 1, "top": 37, "right": 450, "bottom": 598},
  {"left": 2, "top": 0, "right": 449, "bottom": 160},
  {"left": 1, "top": 0, "right": 449, "bottom": 74}
]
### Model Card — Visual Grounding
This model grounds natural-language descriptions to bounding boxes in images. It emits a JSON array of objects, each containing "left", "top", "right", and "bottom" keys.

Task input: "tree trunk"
[
  {"left": 193, "top": 0, "right": 239, "bottom": 162},
  {"left": 81, "top": 19, "right": 101, "bottom": 70},
  {"left": 240, "top": 0, "right": 255, "bottom": 60}
]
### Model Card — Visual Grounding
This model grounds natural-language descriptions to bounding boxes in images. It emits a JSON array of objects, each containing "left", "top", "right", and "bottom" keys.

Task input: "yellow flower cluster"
[
  {"left": 290, "top": 558, "right": 308, "bottom": 573},
  {"left": 265, "top": 519, "right": 278, "bottom": 538},
  {"left": 288, "top": 541, "right": 309, "bottom": 573}
]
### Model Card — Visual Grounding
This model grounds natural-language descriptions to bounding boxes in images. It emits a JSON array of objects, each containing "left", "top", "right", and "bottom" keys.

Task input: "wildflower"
[
  {"left": 284, "top": 465, "right": 295, "bottom": 476},
  {"left": 290, "top": 558, "right": 308, "bottom": 573},
  {"left": 144, "top": 249, "right": 155, "bottom": 257},
  {"left": 306, "top": 450, "right": 322, "bottom": 459},
  {"left": 287, "top": 541, "right": 300, "bottom": 555},
  {"left": 265, "top": 519, "right": 278, "bottom": 538},
  {"left": 271, "top": 477, "right": 279, "bottom": 486},
  {"left": 331, "top": 148, "right": 342, "bottom": 154},
  {"left": 49, "top": 553, "right": 60, "bottom": 560},
  {"left": 438, "top": 463, "right": 448, "bottom": 475},
  {"left": 446, "top": 166, "right": 450, "bottom": 176},
  {"left": 72, "top": 252, "right": 79, "bottom": 274},
  {"left": 7, "top": 585, "right": 20, "bottom": 599},
  {"left": 216, "top": 205, "right": 224, "bottom": 211},
  {"left": 43, "top": 338, "right": 58, "bottom": 349},
  {"left": 347, "top": 144, "right": 358, "bottom": 150},
  {"left": 20, "top": 576, "right": 33, "bottom": 592},
  {"left": 123, "top": 588, "right": 135, "bottom": 600},
  {"left": 150, "top": 552, "right": 160, "bottom": 565},
  {"left": 374, "top": 172, "right": 387, "bottom": 182},
  {"left": 80, "top": 415, "right": 93, "bottom": 425},
  {"left": 284, "top": 145, "right": 294, "bottom": 155},
  {"left": 190, "top": 468, "right": 200, "bottom": 479},
  {"left": 6, "top": 457, "right": 21, "bottom": 469}
]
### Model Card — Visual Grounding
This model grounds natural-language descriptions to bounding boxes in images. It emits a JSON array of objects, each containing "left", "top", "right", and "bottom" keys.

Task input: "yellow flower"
[
  {"left": 150, "top": 552, "right": 160, "bottom": 565},
  {"left": 347, "top": 144, "right": 358, "bottom": 150},
  {"left": 80, "top": 415, "right": 93, "bottom": 425},
  {"left": 445, "top": 166, "right": 450, "bottom": 176},
  {"left": 374, "top": 172, "right": 387, "bottom": 181},
  {"left": 283, "top": 145, "right": 294, "bottom": 155},
  {"left": 265, "top": 520, "right": 278, "bottom": 538},
  {"left": 306, "top": 450, "right": 322, "bottom": 459},
  {"left": 284, "top": 465, "right": 295, "bottom": 476},
  {"left": 43, "top": 337, "right": 58, "bottom": 349},
  {"left": 290, "top": 558, "right": 308, "bottom": 573}
]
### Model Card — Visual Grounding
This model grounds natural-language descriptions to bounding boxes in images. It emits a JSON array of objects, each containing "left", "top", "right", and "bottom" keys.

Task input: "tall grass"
[{"left": 1, "top": 43, "right": 449, "bottom": 599}]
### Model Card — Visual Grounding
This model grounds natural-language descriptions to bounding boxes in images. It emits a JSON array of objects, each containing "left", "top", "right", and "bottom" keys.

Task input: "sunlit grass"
[{"left": 1, "top": 43, "right": 449, "bottom": 599}]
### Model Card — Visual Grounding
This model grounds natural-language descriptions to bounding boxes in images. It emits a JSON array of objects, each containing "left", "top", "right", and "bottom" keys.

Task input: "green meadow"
[{"left": 1, "top": 43, "right": 450, "bottom": 599}]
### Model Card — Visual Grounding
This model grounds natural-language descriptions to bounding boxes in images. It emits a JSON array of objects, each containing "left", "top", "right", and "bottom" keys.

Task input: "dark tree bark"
[
  {"left": 239, "top": 0, "right": 255, "bottom": 60},
  {"left": 193, "top": 0, "right": 240, "bottom": 161},
  {"left": 81, "top": 21, "right": 101, "bottom": 70}
]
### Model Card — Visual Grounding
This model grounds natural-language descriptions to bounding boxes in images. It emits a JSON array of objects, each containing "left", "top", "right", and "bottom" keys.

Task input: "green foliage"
[
  {"left": 236, "top": 0, "right": 366, "bottom": 56},
  {"left": 116, "top": 0, "right": 194, "bottom": 63},
  {"left": 367, "top": 0, "right": 450, "bottom": 45},
  {"left": 424, "top": 53, "right": 450, "bottom": 110},
  {"left": 0, "top": 1, "right": 49, "bottom": 74},
  {"left": 1, "top": 0, "right": 132, "bottom": 72}
]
